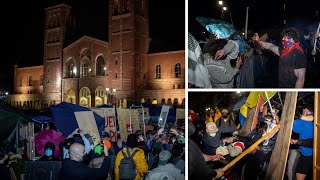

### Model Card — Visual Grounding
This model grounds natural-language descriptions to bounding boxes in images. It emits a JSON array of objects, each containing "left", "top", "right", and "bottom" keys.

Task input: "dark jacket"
[
  {"left": 202, "top": 127, "right": 237, "bottom": 155},
  {"left": 60, "top": 157, "right": 110, "bottom": 180}
]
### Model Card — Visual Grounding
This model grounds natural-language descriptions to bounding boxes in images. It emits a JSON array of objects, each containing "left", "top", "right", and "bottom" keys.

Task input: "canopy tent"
[
  {"left": 0, "top": 101, "right": 31, "bottom": 143},
  {"left": 50, "top": 102, "right": 105, "bottom": 137}
]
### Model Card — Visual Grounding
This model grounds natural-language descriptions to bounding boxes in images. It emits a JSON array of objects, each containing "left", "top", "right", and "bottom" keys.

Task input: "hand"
[
  {"left": 170, "top": 128, "right": 179, "bottom": 136},
  {"left": 157, "top": 128, "right": 164, "bottom": 136},
  {"left": 211, "top": 155, "right": 225, "bottom": 161},
  {"left": 214, "top": 168, "right": 224, "bottom": 179},
  {"left": 316, "top": 32, "right": 320, "bottom": 38},
  {"left": 214, "top": 49, "right": 225, "bottom": 60},
  {"left": 233, "top": 131, "right": 238, "bottom": 135},
  {"left": 235, "top": 56, "right": 242, "bottom": 69},
  {"left": 311, "top": 49, "right": 316, "bottom": 56},
  {"left": 290, "top": 139, "right": 298, "bottom": 144}
]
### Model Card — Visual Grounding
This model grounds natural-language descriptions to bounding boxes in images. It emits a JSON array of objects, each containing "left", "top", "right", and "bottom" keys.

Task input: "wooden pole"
[
  {"left": 244, "top": 7, "right": 249, "bottom": 39},
  {"left": 314, "top": 92, "right": 320, "bottom": 180},
  {"left": 265, "top": 92, "right": 298, "bottom": 180},
  {"left": 222, "top": 124, "right": 280, "bottom": 172},
  {"left": 278, "top": 92, "right": 284, "bottom": 107}
]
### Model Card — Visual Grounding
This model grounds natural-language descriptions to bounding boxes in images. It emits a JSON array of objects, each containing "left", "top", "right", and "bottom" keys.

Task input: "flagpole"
[{"left": 265, "top": 92, "right": 275, "bottom": 119}]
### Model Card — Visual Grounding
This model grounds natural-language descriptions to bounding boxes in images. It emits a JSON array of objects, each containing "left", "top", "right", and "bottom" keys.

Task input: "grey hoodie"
[{"left": 205, "top": 40, "right": 239, "bottom": 88}]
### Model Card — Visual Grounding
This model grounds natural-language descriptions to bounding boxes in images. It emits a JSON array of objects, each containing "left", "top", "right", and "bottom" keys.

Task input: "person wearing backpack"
[{"left": 115, "top": 134, "right": 148, "bottom": 180}]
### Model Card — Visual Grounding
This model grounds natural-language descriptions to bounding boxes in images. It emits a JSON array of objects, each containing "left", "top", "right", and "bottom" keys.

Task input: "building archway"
[
  {"left": 65, "top": 88, "right": 76, "bottom": 104},
  {"left": 167, "top": 98, "right": 172, "bottom": 106},
  {"left": 161, "top": 98, "right": 166, "bottom": 105},
  {"left": 173, "top": 98, "right": 179, "bottom": 106},
  {"left": 79, "top": 87, "right": 91, "bottom": 107},
  {"left": 95, "top": 86, "right": 107, "bottom": 107}
]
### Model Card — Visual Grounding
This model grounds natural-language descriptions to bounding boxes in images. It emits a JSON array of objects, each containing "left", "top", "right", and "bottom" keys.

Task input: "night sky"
[
  {"left": 189, "top": 0, "right": 320, "bottom": 40},
  {"left": 0, "top": 0, "right": 185, "bottom": 92}
]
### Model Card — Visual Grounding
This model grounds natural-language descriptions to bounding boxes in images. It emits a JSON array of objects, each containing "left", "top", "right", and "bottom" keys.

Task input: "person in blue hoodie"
[{"left": 291, "top": 102, "right": 314, "bottom": 180}]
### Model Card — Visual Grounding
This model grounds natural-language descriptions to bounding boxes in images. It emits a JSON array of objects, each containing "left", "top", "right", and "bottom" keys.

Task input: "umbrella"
[
  {"left": 34, "top": 129, "right": 65, "bottom": 157},
  {"left": 196, "top": 17, "right": 250, "bottom": 54}
]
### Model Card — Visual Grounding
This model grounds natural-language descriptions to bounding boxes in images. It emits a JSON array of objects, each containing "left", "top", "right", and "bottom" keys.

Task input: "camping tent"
[{"left": 0, "top": 101, "right": 30, "bottom": 143}]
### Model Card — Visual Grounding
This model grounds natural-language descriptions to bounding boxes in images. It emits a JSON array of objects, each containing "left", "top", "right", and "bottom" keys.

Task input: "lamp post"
[{"left": 106, "top": 87, "right": 117, "bottom": 106}]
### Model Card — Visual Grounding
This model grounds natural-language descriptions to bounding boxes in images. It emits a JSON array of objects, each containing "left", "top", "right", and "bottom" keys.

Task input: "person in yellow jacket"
[
  {"left": 115, "top": 134, "right": 148, "bottom": 180},
  {"left": 214, "top": 107, "right": 222, "bottom": 122},
  {"left": 205, "top": 113, "right": 214, "bottom": 125}
]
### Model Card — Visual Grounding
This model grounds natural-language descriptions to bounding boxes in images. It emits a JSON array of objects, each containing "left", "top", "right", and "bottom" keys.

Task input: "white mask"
[{"left": 210, "top": 133, "right": 216, "bottom": 137}]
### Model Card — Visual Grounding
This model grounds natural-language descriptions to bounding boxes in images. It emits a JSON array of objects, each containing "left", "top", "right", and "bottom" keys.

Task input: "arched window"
[
  {"left": 156, "top": 65, "right": 161, "bottom": 79},
  {"left": 29, "top": 76, "right": 32, "bottom": 86},
  {"left": 81, "top": 59, "right": 89, "bottom": 78},
  {"left": 96, "top": 56, "right": 105, "bottom": 76},
  {"left": 67, "top": 61, "right": 76, "bottom": 78},
  {"left": 174, "top": 63, "right": 181, "bottom": 78}
]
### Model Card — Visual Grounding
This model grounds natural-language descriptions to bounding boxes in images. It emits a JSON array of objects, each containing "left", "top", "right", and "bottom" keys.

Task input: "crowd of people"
[
  {"left": 0, "top": 120, "right": 185, "bottom": 180},
  {"left": 188, "top": 96, "right": 314, "bottom": 179},
  {"left": 188, "top": 27, "right": 320, "bottom": 88}
]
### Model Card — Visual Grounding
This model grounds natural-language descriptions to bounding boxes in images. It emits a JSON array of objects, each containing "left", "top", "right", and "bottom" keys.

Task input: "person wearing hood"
[
  {"left": 205, "top": 34, "right": 243, "bottom": 88},
  {"left": 202, "top": 122, "right": 237, "bottom": 155}
]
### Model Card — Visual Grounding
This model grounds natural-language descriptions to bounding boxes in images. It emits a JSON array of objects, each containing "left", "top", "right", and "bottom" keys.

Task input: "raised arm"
[
  {"left": 259, "top": 41, "right": 280, "bottom": 56},
  {"left": 252, "top": 33, "right": 280, "bottom": 56}
]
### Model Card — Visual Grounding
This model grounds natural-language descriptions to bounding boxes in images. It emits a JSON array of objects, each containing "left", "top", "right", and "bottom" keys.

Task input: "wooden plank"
[
  {"left": 222, "top": 124, "right": 280, "bottom": 172},
  {"left": 238, "top": 107, "right": 255, "bottom": 136},
  {"left": 265, "top": 92, "right": 298, "bottom": 180},
  {"left": 74, "top": 111, "right": 100, "bottom": 146},
  {"left": 314, "top": 92, "right": 319, "bottom": 180}
]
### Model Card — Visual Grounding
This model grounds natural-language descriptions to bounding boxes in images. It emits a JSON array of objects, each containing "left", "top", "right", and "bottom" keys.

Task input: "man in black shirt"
[
  {"left": 60, "top": 143, "right": 110, "bottom": 180},
  {"left": 253, "top": 28, "right": 307, "bottom": 88}
]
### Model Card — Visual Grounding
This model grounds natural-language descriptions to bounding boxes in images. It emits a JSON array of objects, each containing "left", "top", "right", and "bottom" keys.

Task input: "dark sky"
[
  {"left": 0, "top": 0, "right": 185, "bottom": 92},
  {"left": 188, "top": 92, "right": 250, "bottom": 113},
  {"left": 189, "top": 0, "right": 320, "bottom": 40}
]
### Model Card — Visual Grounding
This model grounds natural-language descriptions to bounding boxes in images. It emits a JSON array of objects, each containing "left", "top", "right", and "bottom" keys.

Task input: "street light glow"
[
  {"left": 106, "top": 87, "right": 110, "bottom": 91},
  {"left": 219, "top": 1, "right": 223, "bottom": 5},
  {"left": 5, "top": 92, "right": 8, "bottom": 95},
  {"left": 112, "top": 88, "right": 116, "bottom": 92},
  {"left": 223, "top": 7, "right": 227, "bottom": 11}
]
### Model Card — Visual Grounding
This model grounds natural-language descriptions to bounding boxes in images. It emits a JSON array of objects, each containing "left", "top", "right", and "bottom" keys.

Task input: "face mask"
[
  {"left": 209, "top": 133, "right": 216, "bottom": 137},
  {"left": 45, "top": 149, "right": 53, "bottom": 157},
  {"left": 282, "top": 39, "right": 294, "bottom": 50}
]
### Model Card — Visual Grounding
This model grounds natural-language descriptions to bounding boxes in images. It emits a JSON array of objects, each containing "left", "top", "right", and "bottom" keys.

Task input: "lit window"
[
  {"left": 174, "top": 63, "right": 181, "bottom": 78},
  {"left": 156, "top": 65, "right": 161, "bottom": 79}
]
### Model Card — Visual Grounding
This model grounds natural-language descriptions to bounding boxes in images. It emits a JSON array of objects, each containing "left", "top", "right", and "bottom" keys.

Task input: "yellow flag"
[
  {"left": 245, "top": 92, "right": 277, "bottom": 108},
  {"left": 240, "top": 104, "right": 248, "bottom": 118}
]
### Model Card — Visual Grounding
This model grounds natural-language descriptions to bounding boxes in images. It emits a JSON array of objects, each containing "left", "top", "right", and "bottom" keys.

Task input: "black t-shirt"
[{"left": 278, "top": 48, "right": 307, "bottom": 88}]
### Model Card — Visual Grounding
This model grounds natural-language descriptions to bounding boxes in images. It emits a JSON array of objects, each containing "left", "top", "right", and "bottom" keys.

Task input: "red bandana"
[{"left": 280, "top": 42, "right": 304, "bottom": 58}]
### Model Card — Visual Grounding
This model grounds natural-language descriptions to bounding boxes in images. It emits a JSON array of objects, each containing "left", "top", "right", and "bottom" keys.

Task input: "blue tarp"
[
  {"left": 31, "top": 115, "right": 54, "bottom": 123},
  {"left": 50, "top": 102, "right": 105, "bottom": 136},
  {"left": 141, "top": 103, "right": 176, "bottom": 123}
]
